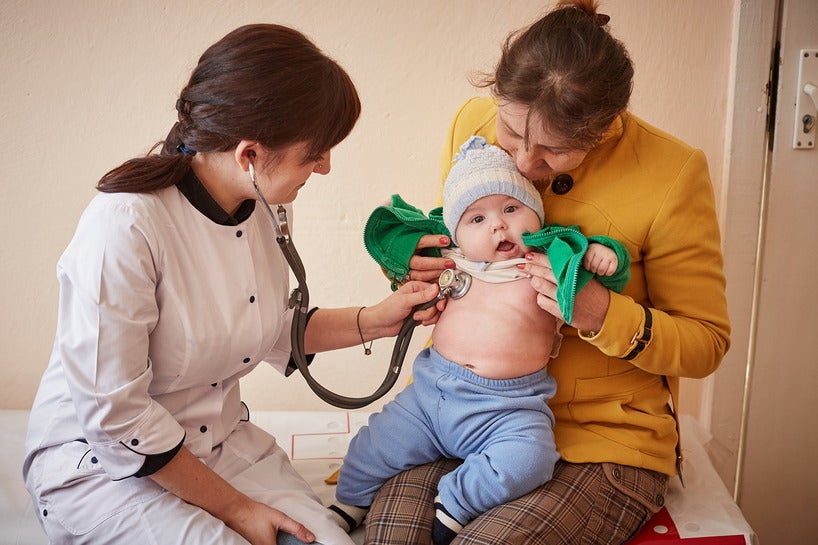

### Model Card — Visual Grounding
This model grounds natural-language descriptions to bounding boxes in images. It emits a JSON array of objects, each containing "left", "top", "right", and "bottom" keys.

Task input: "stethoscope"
[{"left": 249, "top": 158, "right": 471, "bottom": 409}]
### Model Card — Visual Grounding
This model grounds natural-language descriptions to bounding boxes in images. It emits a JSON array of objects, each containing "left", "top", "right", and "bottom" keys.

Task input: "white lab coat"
[{"left": 23, "top": 187, "right": 354, "bottom": 545}]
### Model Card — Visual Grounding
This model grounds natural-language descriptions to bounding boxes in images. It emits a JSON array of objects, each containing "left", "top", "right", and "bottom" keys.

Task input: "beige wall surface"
[{"left": 0, "top": 1, "right": 734, "bottom": 415}]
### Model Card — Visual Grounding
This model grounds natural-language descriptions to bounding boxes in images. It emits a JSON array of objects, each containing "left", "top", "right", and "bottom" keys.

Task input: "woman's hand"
[
  {"left": 364, "top": 281, "right": 442, "bottom": 337},
  {"left": 406, "top": 234, "right": 456, "bottom": 283},
  {"left": 225, "top": 499, "right": 316, "bottom": 545},
  {"left": 518, "top": 252, "right": 611, "bottom": 332}
]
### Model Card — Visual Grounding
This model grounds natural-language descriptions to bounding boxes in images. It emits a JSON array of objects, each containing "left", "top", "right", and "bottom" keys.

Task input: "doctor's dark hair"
[
  {"left": 478, "top": 0, "right": 633, "bottom": 149},
  {"left": 97, "top": 24, "right": 361, "bottom": 193}
]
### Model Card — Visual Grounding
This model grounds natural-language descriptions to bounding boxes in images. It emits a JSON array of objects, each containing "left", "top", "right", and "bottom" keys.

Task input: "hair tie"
[
  {"left": 596, "top": 13, "right": 610, "bottom": 26},
  {"left": 176, "top": 143, "right": 196, "bottom": 156}
]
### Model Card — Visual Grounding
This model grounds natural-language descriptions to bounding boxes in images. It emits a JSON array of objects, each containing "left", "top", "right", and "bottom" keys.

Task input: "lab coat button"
[
  {"left": 91, "top": 457, "right": 98, "bottom": 464},
  {"left": 200, "top": 425, "right": 207, "bottom": 433},
  {"left": 211, "top": 382, "right": 218, "bottom": 387},
  {"left": 131, "top": 438, "right": 139, "bottom": 446},
  {"left": 249, "top": 295, "right": 255, "bottom": 303},
  {"left": 551, "top": 174, "right": 573, "bottom": 195},
  {"left": 243, "top": 357, "right": 251, "bottom": 363},
  {"left": 43, "top": 509, "right": 48, "bottom": 517},
  {"left": 236, "top": 230, "right": 243, "bottom": 237}
]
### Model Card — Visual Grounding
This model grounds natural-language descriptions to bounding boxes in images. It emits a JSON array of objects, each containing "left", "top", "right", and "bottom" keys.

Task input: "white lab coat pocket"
[{"left": 31, "top": 441, "right": 167, "bottom": 536}]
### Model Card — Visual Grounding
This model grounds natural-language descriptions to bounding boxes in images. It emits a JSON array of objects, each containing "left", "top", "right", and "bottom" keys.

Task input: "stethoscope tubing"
[
  {"left": 250, "top": 160, "right": 429, "bottom": 408},
  {"left": 282, "top": 231, "right": 431, "bottom": 409}
]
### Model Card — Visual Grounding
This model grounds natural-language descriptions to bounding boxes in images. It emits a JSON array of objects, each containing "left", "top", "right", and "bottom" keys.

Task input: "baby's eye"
[
  {"left": 471, "top": 215, "right": 485, "bottom": 224},
  {"left": 504, "top": 205, "right": 518, "bottom": 213}
]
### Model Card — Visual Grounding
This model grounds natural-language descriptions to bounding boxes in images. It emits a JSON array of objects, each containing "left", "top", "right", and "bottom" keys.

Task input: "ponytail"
[{"left": 97, "top": 122, "right": 193, "bottom": 193}]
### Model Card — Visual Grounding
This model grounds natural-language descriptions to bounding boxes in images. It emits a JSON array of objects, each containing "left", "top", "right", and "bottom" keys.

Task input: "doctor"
[{"left": 22, "top": 24, "right": 439, "bottom": 545}]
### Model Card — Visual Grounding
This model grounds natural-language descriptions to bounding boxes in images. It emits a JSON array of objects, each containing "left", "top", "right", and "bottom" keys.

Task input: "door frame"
[{"left": 708, "top": 0, "right": 779, "bottom": 498}]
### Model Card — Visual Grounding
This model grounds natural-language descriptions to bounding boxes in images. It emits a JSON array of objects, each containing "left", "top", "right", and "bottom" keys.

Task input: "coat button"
[
  {"left": 243, "top": 357, "right": 251, "bottom": 363},
  {"left": 131, "top": 438, "right": 139, "bottom": 446},
  {"left": 236, "top": 230, "right": 243, "bottom": 237},
  {"left": 91, "top": 457, "right": 98, "bottom": 464},
  {"left": 200, "top": 425, "right": 208, "bottom": 433},
  {"left": 249, "top": 295, "right": 255, "bottom": 303},
  {"left": 656, "top": 494, "right": 665, "bottom": 507},
  {"left": 551, "top": 174, "right": 574, "bottom": 195},
  {"left": 612, "top": 466, "right": 621, "bottom": 480},
  {"left": 43, "top": 509, "right": 48, "bottom": 517}
]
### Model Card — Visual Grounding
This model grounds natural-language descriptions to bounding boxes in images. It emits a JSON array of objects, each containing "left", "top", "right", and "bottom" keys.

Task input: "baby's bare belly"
[{"left": 432, "top": 278, "right": 557, "bottom": 379}]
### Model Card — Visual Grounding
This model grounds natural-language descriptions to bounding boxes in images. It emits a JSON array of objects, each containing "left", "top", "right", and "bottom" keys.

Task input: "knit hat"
[{"left": 443, "top": 136, "right": 544, "bottom": 245}]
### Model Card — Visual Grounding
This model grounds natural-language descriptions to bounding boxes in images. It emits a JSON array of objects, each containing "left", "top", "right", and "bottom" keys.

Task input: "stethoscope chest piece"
[{"left": 438, "top": 268, "right": 471, "bottom": 300}]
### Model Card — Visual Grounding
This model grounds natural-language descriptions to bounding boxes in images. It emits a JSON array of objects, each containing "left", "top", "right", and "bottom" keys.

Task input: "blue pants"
[{"left": 336, "top": 347, "right": 558, "bottom": 526}]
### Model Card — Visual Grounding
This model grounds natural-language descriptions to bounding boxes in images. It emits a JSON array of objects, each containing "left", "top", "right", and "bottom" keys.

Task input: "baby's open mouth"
[{"left": 497, "top": 241, "right": 516, "bottom": 252}]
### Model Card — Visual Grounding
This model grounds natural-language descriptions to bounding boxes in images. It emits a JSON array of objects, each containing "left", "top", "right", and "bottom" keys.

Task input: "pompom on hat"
[{"left": 443, "top": 136, "right": 544, "bottom": 245}]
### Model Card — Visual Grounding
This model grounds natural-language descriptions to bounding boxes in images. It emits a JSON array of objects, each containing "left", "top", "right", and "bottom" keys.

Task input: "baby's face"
[{"left": 455, "top": 194, "right": 542, "bottom": 262}]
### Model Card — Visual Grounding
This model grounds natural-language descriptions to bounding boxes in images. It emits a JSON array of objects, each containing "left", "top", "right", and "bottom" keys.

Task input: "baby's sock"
[
  {"left": 328, "top": 502, "right": 369, "bottom": 532},
  {"left": 432, "top": 495, "right": 465, "bottom": 545}
]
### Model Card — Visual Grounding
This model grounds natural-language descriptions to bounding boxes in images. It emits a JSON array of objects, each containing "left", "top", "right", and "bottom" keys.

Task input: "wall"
[{"left": 0, "top": 1, "right": 734, "bottom": 416}]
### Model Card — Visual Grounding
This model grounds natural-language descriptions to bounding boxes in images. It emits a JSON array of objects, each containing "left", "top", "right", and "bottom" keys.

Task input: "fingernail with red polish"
[
  {"left": 440, "top": 236, "right": 449, "bottom": 245},
  {"left": 525, "top": 253, "right": 534, "bottom": 260}
]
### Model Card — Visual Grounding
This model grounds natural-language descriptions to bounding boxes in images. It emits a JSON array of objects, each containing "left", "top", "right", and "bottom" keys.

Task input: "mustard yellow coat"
[{"left": 440, "top": 98, "right": 730, "bottom": 476}]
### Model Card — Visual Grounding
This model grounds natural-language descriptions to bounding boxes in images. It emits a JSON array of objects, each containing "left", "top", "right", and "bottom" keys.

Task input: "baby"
[{"left": 330, "top": 136, "right": 628, "bottom": 545}]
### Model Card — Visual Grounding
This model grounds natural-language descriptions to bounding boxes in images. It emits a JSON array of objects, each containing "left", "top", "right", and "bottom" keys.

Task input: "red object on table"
[{"left": 627, "top": 507, "right": 747, "bottom": 544}]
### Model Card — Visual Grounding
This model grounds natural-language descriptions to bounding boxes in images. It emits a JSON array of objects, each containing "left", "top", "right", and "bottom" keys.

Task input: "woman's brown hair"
[
  {"left": 481, "top": 0, "right": 633, "bottom": 149},
  {"left": 97, "top": 24, "right": 361, "bottom": 193}
]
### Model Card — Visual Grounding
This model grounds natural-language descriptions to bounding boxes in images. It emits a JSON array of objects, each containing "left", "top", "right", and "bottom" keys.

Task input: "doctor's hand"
[
  {"left": 406, "top": 234, "right": 455, "bottom": 283},
  {"left": 226, "top": 499, "right": 316, "bottom": 545},
  {"left": 366, "top": 281, "right": 442, "bottom": 335},
  {"left": 517, "top": 252, "right": 611, "bottom": 333}
]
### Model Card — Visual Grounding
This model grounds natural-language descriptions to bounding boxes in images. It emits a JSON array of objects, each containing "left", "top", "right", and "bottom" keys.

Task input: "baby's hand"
[{"left": 584, "top": 243, "right": 618, "bottom": 276}]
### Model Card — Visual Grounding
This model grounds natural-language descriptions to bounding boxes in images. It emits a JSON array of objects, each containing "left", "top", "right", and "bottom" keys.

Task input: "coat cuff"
[
  {"left": 579, "top": 292, "right": 649, "bottom": 359},
  {"left": 284, "top": 307, "right": 319, "bottom": 376},
  {"left": 133, "top": 435, "right": 185, "bottom": 477},
  {"left": 89, "top": 402, "right": 186, "bottom": 480}
]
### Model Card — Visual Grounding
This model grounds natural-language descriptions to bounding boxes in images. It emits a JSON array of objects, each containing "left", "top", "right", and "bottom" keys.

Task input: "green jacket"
[{"left": 363, "top": 194, "right": 630, "bottom": 323}]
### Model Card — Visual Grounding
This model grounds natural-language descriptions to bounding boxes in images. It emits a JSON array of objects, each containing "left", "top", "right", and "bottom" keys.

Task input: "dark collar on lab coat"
[{"left": 176, "top": 169, "right": 256, "bottom": 226}]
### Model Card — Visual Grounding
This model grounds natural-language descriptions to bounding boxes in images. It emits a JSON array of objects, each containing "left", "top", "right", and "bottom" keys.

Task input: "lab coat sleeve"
[
  {"left": 56, "top": 197, "right": 185, "bottom": 480},
  {"left": 262, "top": 305, "right": 296, "bottom": 375}
]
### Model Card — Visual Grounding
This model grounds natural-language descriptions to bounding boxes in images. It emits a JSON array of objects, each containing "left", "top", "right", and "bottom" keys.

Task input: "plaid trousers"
[{"left": 364, "top": 458, "right": 667, "bottom": 545}]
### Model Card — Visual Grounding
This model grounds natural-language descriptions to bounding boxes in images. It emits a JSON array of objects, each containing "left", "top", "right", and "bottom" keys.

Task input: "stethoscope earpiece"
[{"left": 247, "top": 150, "right": 258, "bottom": 181}]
